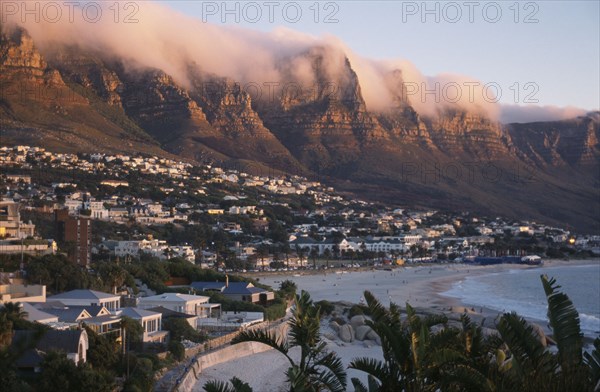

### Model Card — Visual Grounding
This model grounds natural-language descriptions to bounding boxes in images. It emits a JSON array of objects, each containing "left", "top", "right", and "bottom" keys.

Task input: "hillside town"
[
  {"left": 1, "top": 145, "right": 599, "bottom": 390},
  {"left": 1, "top": 145, "right": 598, "bottom": 268}
]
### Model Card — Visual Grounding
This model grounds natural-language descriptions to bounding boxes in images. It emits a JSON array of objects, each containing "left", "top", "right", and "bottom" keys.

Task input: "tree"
[
  {"left": 279, "top": 280, "right": 298, "bottom": 301},
  {"left": 95, "top": 262, "right": 129, "bottom": 293},
  {"left": 309, "top": 248, "right": 319, "bottom": 270},
  {"left": 122, "top": 356, "right": 155, "bottom": 392},
  {"left": 323, "top": 248, "right": 332, "bottom": 269},
  {"left": 84, "top": 326, "right": 119, "bottom": 372},
  {"left": 257, "top": 244, "right": 269, "bottom": 271},
  {"left": 204, "top": 377, "right": 253, "bottom": 392},
  {"left": 295, "top": 245, "right": 306, "bottom": 268},
  {"left": 0, "top": 302, "right": 29, "bottom": 330},
  {"left": 120, "top": 316, "right": 144, "bottom": 353},
  {"left": 162, "top": 318, "right": 206, "bottom": 343},
  {"left": 36, "top": 351, "right": 114, "bottom": 392},
  {"left": 0, "top": 313, "right": 13, "bottom": 348},
  {"left": 493, "top": 275, "right": 595, "bottom": 391},
  {"left": 349, "top": 291, "right": 493, "bottom": 392},
  {"left": 231, "top": 291, "right": 347, "bottom": 391},
  {"left": 168, "top": 340, "right": 185, "bottom": 361},
  {"left": 282, "top": 242, "right": 291, "bottom": 269},
  {"left": 351, "top": 276, "right": 600, "bottom": 392},
  {"left": 26, "top": 254, "right": 90, "bottom": 293}
]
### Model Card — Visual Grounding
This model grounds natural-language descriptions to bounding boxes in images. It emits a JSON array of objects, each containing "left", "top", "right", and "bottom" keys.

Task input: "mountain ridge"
[{"left": 1, "top": 27, "right": 598, "bottom": 232}]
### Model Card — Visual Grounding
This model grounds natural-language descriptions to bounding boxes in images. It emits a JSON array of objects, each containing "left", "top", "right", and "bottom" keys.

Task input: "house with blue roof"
[{"left": 190, "top": 276, "right": 274, "bottom": 305}]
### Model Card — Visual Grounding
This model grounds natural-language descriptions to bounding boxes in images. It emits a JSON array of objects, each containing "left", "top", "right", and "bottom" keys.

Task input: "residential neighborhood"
[{"left": 1, "top": 144, "right": 598, "bottom": 391}]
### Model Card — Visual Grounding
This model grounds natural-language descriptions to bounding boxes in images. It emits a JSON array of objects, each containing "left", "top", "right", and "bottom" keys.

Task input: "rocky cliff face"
[
  {"left": 0, "top": 27, "right": 165, "bottom": 156},
  {"left": 507, "top": 114, "right": 600, "bottom": 167},
  {"left": 46, "top": 47, "right": 124, "bottom": 107},
  {"left": 255, "top": 49, "right": 387, "bottom": 173},
  {"left": 1, "top": 26, "right": 598, "bottom": 231}
]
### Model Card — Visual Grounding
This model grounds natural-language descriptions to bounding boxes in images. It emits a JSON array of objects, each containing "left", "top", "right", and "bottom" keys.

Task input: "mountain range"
[{"left": 1, "top": 27, "right": 598, "bottom": 233}]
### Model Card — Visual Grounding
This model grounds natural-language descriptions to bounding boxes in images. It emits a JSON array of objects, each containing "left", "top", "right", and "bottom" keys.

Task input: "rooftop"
[
  {"left": 47, "top": 289, "right": 120, "bottom": 301},
  {"left": 120, "top": 307, "right": 161, "bottom": 319},
  {"left": 139, "top": 292, "right": 209, "bottom": 303}
]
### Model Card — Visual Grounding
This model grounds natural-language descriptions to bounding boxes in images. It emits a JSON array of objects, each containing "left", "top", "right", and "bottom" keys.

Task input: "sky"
[{"left": 161, "top": 0, "right": 600, "bottom": 112}]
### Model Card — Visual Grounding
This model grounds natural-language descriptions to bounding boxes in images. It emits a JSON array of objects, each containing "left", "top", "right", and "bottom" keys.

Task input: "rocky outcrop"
[
  {"left": 349, "top": 315, "right": 366, "bottom": 329},
  {"left": 338, "top": 324, "right": 354, "bottom": 343},
  {"left": 507, "top": 113, "right": 600, "bottom": 166},
  {"left": 354, "top": 325, "right": 372, "bottom": 341},
  {"left": 256, "top": 48, "right": 387, "bottom": 173},
  {"left": 46, "top": 48, "right": 124, "bottom": 107}
]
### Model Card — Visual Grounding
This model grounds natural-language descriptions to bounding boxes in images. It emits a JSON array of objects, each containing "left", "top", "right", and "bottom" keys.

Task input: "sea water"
[{"left": 442, "top": 263, "right": 600, "bottom": 337}]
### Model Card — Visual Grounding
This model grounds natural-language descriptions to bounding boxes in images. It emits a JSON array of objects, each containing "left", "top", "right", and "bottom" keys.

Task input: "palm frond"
[
  {"left": 232, "top": 329, "right": 292, "bottom": 365},
  {"left": 314, "top": 350, "right": 347, "bottom": 388},
  {"left": 229, "top": 377, "right": 253, "bottom": 392},
  {"left": 203, "top": 379, "right": 244, "bottom": 392},
  {"left": 364, "top": 291, "right": 388, "bottom": 323},
  {"left": 496, "top": 312, "right": 556, "bottom": 379},
  {"left": 584, "top": 337, "right": 600, "bottom": 392},
  {"left": 349, "top": 357, "right": 389, "bottom": 384},
  {"left": 351, "top": 377, "right": 369, "bottom": 392},
  {"left": 540, "top": 275, "right": 583, "bottom": 369},
  {"left": 426, "top": 348, "right": 466, "bottom": 368},
  {"left": 423, "top": 313, "right": 448, "bottom": 328},
  {"left": 439, "top": 364, "right": 494, "bottom": 392},
  {"left": 429, "top": 326, "right": 460, "bottom": 350},
  {"left": 367, "top": 374, "right": 382, "bottom": 392}
]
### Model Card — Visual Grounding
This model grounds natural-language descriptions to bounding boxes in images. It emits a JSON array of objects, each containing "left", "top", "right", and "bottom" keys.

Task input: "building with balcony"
[
  {"left": 47, "top": 289, "right": 121, "bottom": 311},
  {"left": 138, "top": 293, "right": 219, "bottom": 319}
]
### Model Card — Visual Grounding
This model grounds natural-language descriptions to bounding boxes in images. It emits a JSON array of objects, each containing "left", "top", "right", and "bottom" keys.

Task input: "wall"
[
  {"left": 155, "top": 320, "right": 288, "bottom": 392},
  {"left": 0, "top": 284, "right": 46, "bottom": 303}
]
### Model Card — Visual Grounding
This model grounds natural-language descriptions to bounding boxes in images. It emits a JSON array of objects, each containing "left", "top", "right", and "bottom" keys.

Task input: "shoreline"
[{"left": 193, "top": 259, "right": 599, "bottom": 392}]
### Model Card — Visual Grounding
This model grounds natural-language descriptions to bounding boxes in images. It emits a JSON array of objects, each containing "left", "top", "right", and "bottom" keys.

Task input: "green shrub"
[
  {"left": 316, "top": 300, "right": 334, "bottom": 316},
  {"left": 168, "top": 340, "right": 185, "bottom": 362},
  {"left": 348, "top": 304, "right": 367, "bottom": 318}
]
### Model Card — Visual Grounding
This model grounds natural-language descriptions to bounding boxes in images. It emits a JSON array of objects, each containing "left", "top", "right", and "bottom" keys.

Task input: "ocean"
[{"left": 442, "top": 263, "right": 600, "bottom": 337}]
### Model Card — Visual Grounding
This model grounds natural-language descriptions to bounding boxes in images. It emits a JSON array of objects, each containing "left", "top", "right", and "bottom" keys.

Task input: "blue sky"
[{"left": 161, "top": 1, "right": 598, "bottom": 111}]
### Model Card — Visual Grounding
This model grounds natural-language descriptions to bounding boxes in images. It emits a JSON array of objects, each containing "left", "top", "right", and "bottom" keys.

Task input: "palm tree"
[
  {"left": 584, "top": 338, "right": 600, "bottom": 391},
  {"left": 204, "top": 377, "right": 253, "bottom": 392},
  {"left": 493, "top": 275, "right": 595, "bottom": 391},
  {"left": 349, "top": 291, "right": 493, "bottom": 392},
  {"left": 282, "top": 242, "right": 291, "bottom": 270},
  {"left": 309, "top": 248, "right": 319, "bottom": 270},
  {"left": 0, "top": 302, "right": 28, "bottom": 324},
  {"left": 257, "top": 244, "right": 269, "bottom": 271},
  {"left": 323, "top": 248, "right": 332, "bottom": 269},
  {"left": 295, "top": 245, "right": 306, "bottom": 268},
  {"left": 229, "top": 291, "right": 347, "bottom": 392},
  {"left": 0, "top": 313, "right": 13, "bottom": 348}
]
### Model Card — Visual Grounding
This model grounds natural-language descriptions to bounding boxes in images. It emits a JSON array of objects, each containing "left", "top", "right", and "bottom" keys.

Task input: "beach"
[{"left": 193, "top": 259, "right": 599, "bottom": 392}]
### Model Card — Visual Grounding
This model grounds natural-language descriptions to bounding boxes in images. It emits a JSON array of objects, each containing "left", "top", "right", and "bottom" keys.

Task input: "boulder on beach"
[
  {"left": 355, "top": 325, "right": 372, "bottom": 341},
  {"left": 529, "top": 322, "right": 548, "bottom": 347},
  {"left": 324, "top": 333, "right": 337, "bottom": 341},
  {"left": 329, "top": 320, "right": 340, "bottom": 332},
  {"left": 338, "top": 324, "right": 354, "bottom": 343},
  {"left": 366, "top": 330, "right": 381, "bottom": 345},
  {"left": 350, "top": 315, "right": 366, "bottom": 328}
]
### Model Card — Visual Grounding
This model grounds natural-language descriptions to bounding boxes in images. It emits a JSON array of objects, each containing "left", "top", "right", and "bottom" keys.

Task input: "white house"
[
  {"left": 119, "top": 307, "right": 168, "bottom": 343},
  {"left": 47, "top": 289, "right": 121, "bottom": 311},
  {"left": 138, "top": 293, "right": 218, "bottom": 318}
]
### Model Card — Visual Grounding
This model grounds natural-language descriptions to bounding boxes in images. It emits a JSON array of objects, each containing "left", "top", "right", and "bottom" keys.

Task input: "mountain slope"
[{"left": 1, "top": 27, "right": 598, "bottom": 232}]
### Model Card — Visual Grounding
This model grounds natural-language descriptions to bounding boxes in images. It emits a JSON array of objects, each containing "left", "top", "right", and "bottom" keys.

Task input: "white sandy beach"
[{"left": 193, "top": 260, "right": 599, "bottom": 392}]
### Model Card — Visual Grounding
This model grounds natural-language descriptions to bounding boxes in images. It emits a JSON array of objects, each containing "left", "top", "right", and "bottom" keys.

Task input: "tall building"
[
  {"left": 0, "top": 200, "right": 56, "bottom": 259},
  {"left": 55, "top": 209, "right": 91, "bottom": 267},
  {"left": 0, "top": 199, "right": 35, "bottom": 239}
]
